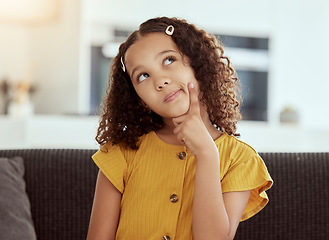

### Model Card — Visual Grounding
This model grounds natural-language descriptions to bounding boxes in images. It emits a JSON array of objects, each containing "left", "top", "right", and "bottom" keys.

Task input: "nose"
[
  {"left": 156, "top": 81, "right": 169, "bottom": 90},
  {"left": 155, "top": 75, "right": 171, "bottom": 90}
]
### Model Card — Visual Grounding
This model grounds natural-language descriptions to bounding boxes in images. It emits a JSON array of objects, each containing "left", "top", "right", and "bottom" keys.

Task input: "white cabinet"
[
  {"left": 1, "top": 115, "right": 328, "bottom": 152},
  {"left": 0, "top": 115, "right": 99, "bottom": 149}
]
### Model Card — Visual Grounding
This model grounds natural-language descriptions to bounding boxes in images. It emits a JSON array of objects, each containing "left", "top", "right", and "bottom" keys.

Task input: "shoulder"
[
  {"left": 216, "top": 133, "right": 258, "bottom": 159},
  {"left": 93, "top": 131, "right": 155, "bottom": 162}
]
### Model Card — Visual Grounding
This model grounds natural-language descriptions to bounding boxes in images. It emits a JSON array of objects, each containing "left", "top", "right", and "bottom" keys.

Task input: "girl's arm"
[
  {"left": 193, "top": 147, "right": 251, "bottom": 240},
  {"left": 223, "top": 190, "right": 252, "bottom": 238},
  {"left": 173, "top": 83, "right": 251, "bottom": 240},
  {"left": 86, "top": 170, "right": 121, "bottom": 240}
]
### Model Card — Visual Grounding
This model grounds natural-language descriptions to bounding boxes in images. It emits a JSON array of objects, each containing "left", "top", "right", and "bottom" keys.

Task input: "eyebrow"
[
  {"left": 156, "top": 49, "right": 177, "bottom": 59},
  {"left": 130, "top": 49, "right": 178, "bottom": 80}
]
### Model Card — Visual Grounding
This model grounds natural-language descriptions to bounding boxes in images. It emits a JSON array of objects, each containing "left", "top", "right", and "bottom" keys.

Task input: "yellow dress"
[{"left": 93, "top": 131, "right": 273, "bottom": 240}]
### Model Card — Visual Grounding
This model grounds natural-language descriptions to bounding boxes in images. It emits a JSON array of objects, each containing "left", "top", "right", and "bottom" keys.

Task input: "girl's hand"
[{"left": 172, "top": 83, "right": 217, "bottom": 157}]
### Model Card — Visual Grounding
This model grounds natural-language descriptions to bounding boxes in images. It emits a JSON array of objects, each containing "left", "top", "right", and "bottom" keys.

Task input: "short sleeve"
[
  {"left": 221, "top": 152, "right": 273, "bottom": 221},
  {"left": 92, "top": 144, "right": 127, "bottom": 193}
]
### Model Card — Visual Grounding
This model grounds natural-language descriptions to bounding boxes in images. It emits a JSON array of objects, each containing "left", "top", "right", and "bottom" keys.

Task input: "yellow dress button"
[
  {"left": 178, "top": 151, "right": 187, "bottom": 160},
  {"left": 170, "top": 194, "right": 179, "bottom": 203},
  {"left": 163, "top": 235, "right": 171, "bottom": 240}
]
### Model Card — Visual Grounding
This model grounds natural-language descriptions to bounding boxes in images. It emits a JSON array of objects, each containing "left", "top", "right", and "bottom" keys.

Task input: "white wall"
[
  {"left": 1, "top": 0, "right": 329, "bottom": 151},
  {"left": 0, "top": 25, "right": 30, "bottom": 114},
  {"left": 30, "top": 0, "right": 81, "bottom": 114},
  {"left": 0, "top": 26, "right": 30, "bottom": 80},
  {"left": 85, "top": 0, "right": 272, "bottom": 36},
  {"left": 0, "top": 0, "right": 81, "bottom": 115},
  {"left": 269, "top": 0, "right": 329, "bottom": 130},
  {"left": 84, "top": 0, "right": 329, "bottom": 131}
]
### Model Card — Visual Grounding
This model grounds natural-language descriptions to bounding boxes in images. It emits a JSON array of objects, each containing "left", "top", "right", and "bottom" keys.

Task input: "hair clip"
[
  {"left": 120, "top": 56, "right": 126, "bottom": 72},
  {"left": 165, "top": 25, "right": 174, "bottom": 36}
]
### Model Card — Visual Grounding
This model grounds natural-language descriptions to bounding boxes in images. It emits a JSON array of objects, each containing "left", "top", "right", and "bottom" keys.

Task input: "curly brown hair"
[{"left": 96, "top": 17, "right": 241, "bottom": 149}]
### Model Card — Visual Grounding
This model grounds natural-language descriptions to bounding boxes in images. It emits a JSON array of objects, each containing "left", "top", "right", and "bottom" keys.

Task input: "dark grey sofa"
[{"left": 0, "top": 149, "right": 328, "bottom": 240}]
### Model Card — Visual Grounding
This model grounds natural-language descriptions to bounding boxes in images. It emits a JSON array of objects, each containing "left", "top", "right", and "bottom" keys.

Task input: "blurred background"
[{"left": 0, "top": 0, "right": 328, "bottom": 151}]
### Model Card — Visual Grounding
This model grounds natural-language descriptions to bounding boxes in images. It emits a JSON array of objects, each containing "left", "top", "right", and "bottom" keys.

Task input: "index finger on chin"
[{"left": 188, "top": 82, "right": 200, "bottom": 114}]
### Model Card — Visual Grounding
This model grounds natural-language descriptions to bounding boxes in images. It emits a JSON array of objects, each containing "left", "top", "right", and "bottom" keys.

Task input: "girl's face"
[{"left": 124, "top": 33, "right": 200, "bottom": 119}]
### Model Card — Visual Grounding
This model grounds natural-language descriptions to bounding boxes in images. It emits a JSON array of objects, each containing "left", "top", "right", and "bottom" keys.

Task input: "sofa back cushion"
[
  {"left": 0, "top": 149, "right": 98, "bottom": 240},
  {"left": 1, "top": 150, "right": 328, "bottom": 240},
  {"left": 0, "top": 156, "right": 36, "bottom": 240},
  {"left": 235, "top": 152, "right": 329, "bottom": 239}
]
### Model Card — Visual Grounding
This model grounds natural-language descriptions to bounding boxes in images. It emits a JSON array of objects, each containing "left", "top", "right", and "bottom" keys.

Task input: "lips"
[{"left": 164, "top": 89, "right": 182, "bottom": 102}]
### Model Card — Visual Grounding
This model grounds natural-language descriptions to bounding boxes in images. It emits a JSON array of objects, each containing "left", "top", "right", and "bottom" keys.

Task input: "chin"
[
  {"left": 155, "top": 103, "right": 190, "bottom": 118},
  {"left": 170, "top": 107, "right": 190, "bottom": 118}
]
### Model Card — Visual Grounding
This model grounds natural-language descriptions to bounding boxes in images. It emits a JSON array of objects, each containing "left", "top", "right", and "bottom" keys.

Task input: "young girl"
[{"left": 87, "top": 17, "right": 273, "bottom": 240}]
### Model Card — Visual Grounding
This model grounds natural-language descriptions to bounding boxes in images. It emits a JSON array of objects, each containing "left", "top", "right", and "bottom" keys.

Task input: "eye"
[
  {"left": 138, "top": 73, "right": 149, "bottom": 82},
  {"left": 163, "top": 56, "right": 176, "bottom": 66}
]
